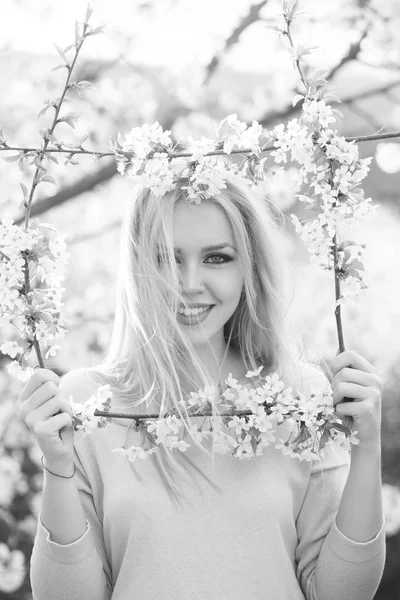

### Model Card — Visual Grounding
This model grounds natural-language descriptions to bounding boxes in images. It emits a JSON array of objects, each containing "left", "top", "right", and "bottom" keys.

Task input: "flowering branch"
[
  {"left": 0, "top": 4, "right": 105, "bottom": 382},
  {"left": 279, "top": 2, "right": 366, "bottom": 356},
  {"left": 71, "top": 370, "right": 359, "bottom": 463},
  {"left": 0, "top": 0, "right": 380, "bottom": 462},
  {"left": 1, "top": 129, "right": 400, "bottom": 162}
]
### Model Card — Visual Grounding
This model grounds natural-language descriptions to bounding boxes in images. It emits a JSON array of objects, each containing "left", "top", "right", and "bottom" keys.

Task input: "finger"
[
  {"left": 19, "top": 381, "right": 59, "bottom": 421},
  {"left": 335, "top": 401, "right": 380, "bottom": 420},
  {"left": 330, "top": 350, "right": 376, "bottom": 377},
  {"left": 331, "top": 368, "right": 379, "bottom": 390},
  {"left": 33, "top": 412, "right": 72, "bottom": 438},
  {"left": 332, "top": 382, "right": 373, "bottom": 406},
  {"left": 20, "top": 369, "right": 59, "bottom": 403},
  {"left": 25, "top": 395, "right": 65, "bottom": 431},
  {"left": 28, "top": 380, "right": 59, "bottom": 409},
  {"left": 335, "top": 400, "right": 368, "bottom": 418}
]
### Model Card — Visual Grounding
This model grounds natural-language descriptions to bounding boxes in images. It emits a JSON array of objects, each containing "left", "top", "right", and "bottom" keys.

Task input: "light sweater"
[{"left": 30, "top": 367, "right": 386, "bottom": 600}]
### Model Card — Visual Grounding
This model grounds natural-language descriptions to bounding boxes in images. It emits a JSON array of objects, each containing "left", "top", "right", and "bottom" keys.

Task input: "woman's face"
[{"left": 168, "top": 199, "right": 244, "bottom": 346}]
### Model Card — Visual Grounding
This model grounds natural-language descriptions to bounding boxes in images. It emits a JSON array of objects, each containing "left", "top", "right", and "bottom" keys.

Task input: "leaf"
[
  {"left": 92, "top": 23, "right": 106, "bottom": 35},
  {"left": 64, "top": 44, "right": 75, "bottom": 52},
  {"left": 310, "top": 69, "right": 330, "bottom": 81},
  {"left": 85, "top": 22, "right": 106, "bottom": 37},
  {"left": 324, "top": 92, "right": 342, "bottom": 104},
  {"left": 75, "top": 19, "right": 80, "bottom": 44},
  {"left": 76, "top": 80, "right": 92, "bottom": 88},
  {"left": 41, "top": 175, "right": 57, "bottom": 185},
  {"left": 265, "top": 25, "right": 283, "bottom": 34},
  {"left": 47, "top": 154, "right": 59, "bottom": 165},
  {"left": 18, "top": 156, "right": 28, "bottom": 173},
  {"left": 2, "top": 153, "right": 21, "bottom": 162},
  {"left": 47, "top": 133, "right": 59, "bottom": 144},
  {"left": 34, "top": 156, "right": 44, "bottom": 170},
  {"left": 51, "top": 64, "right": 66, "bottom": 72},
  {"left": 58, "top": 113, "right": 79, "bottom": 129},
  {"left": 60, "top": 111, "right": 79, "bottom": 120},
  {"left": 63, "top": 119, "right": 75, "bottom": 129},
  {"left": 79, "top": 133, "right": 91, "bottom": 145},
  {"left": 85, "top": 3, "right": 94, "bottom": 23},
  {"left": 54, "top": 44, "right": 69, "bottom": 64},
  {"left": 348, "top": 259, "right": 364, "bottom": 271},
  {"left": 38, "top": 104, "right": 53, "bottom": 120},
  {"left": 346, "top": 267, "right": 363, "bottom": 279},
  {"left": 338, "top": 239, "right": 358, "bottom": 248},
  {"left": 65, "top": 156, "right": 79, "bottom": 166},
  {"left": 318, "top": 427, "right": 331, "bottom": 451},
  {"left": 331, "top": 421, "right": 352, "bottom": 436},
  {"left": 297, "top": 44, "right": 318, "bottom": 59},
  {"left": 20, "top": 182, "right": 28, "bottom": 197}
]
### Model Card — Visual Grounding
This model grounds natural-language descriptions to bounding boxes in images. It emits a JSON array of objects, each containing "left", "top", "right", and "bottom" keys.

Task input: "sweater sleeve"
[
  {"left": 29, "top": 372, "right": 113, "bottom": 600},
  {"left": 295, "top": 446, "right": 386, "bottom": 600},
  {"left": 294, "top": 365, "right": 386, "bottom": 600}
]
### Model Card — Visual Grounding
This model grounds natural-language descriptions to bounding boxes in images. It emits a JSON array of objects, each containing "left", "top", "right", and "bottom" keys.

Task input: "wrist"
[
  {"left": 351, "top": 439, "right": 381, "bottom": 458},
  {"left": 42, "top": 456, "right": 75, "bottom": 478}
]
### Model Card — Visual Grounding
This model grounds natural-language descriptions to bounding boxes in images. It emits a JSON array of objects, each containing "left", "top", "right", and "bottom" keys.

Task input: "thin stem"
[
  {"left": 24, "top": 29, "right": 88, "bottom": 228},
  {"left": 284, "top": 25, "right": 308, "bottom": 91},
  {"left": 345, "top": 131, "right": 400, "bottom": 143},
  {"left": 19, "top": 16, "right": 91, "bottom": 371},
  {"left": 94, "top": 408, "right": 255, "bottom": 421},
  {"left": 23, "top": 255, "right": 45, "bottom": 367},
  {"left": 332, "top": 234, "right": 345, "bottom": 353}
]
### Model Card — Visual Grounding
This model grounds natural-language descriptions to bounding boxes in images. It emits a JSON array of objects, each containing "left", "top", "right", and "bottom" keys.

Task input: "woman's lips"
[{"left": 177, "top": 305, "right": 214, "bottom": 325}]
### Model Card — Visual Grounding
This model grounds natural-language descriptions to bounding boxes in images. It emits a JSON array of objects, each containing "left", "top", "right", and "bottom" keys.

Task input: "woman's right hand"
[{"left": 18, "top": 368, "right": 75, "bottom": 470}]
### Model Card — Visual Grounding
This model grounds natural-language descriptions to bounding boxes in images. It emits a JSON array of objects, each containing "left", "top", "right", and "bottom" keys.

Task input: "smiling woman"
[
  {"left": 28, "top": 171, "right": 385, "bottom": 600},
  {"left": 169, "top": 199, "right": 245, "bottom": 355},
  {"left": 72, "top": 172, "right": 300, "bottom": 488}
]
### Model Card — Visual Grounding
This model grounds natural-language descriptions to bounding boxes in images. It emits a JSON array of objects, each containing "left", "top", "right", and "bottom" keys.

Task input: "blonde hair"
[{"left": 82, "top": 172, "right": 305, "bottom": 504}]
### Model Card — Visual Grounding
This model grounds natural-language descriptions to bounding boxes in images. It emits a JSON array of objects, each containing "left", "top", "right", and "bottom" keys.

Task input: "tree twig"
[
  {"left": 94, "top": 408, "right": 254, "bottom": 421},
  {"left": 7, "top": 129, "right": 400, "bottom": 225},
  {"left": 324, "top": 29, "right": 369, "bottom": 82},
  {"left": 259, "top": 79, "right": 400, "bottom": 129},
  {"left": 203, "top": 1, "right": 269, "bottom": 85},
  {"left": 332, "top": 235, "right": 345, "bottom": 353}
]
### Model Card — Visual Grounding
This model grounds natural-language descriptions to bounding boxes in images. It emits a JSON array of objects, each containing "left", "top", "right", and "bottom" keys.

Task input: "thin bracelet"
[{"left": 41, "top": 455, "right": 76, "bottom": 479}]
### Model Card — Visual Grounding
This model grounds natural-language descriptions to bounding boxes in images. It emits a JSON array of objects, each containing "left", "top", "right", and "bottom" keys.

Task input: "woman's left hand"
[{"left": 330, "top": 350, "right": 383, "bottom": 451}]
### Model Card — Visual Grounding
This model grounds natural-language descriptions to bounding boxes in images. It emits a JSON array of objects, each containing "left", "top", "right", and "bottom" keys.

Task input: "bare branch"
[
  {"left": 259, "top": 79, "right": 400, "bottom": 129},
  {"left": 324, "top": 28, "right": 369, "bottom": 81},
  {"left": 14, "top": 107, "right": 186, "bottom": 225},
  {"left": 346, "top": 131, "right": 400, "bottom": 143},
  {"left": 203, "top": 0, "right": 269, "bottom": 85},
  {"left": 15, "top": 161, "right": 117, "bottom": 225},
  {"left": 341, "top": 79, "right": 400, "bottom": 104}
]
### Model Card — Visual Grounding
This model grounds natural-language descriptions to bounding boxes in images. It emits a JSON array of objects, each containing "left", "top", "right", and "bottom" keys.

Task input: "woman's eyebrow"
[{"left": 173, "top": 243, "right": 237, "bottom": 252}]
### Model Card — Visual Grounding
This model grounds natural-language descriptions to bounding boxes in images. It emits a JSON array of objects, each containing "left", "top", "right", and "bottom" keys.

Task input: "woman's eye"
[
  {"left": 205, "top": 254, "right": 231, "bottom": 264},
  {"left": 157, "top": 254, "right": 231, "bottom": 265}
]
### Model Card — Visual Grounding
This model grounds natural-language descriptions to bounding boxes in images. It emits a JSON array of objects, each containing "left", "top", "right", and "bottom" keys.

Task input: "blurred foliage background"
[{"left": 0, "top": 0, "right": 400, "bottom": 597}]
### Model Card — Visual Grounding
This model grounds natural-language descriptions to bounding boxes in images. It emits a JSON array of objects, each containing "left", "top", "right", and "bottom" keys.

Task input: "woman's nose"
[{"left": 179, "top": 263, "right": 205, "bottom": 293}]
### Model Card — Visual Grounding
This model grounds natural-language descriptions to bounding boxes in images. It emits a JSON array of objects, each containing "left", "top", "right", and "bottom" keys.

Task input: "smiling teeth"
[{"left": 178, "top": 306, "right": 210, "bottom": 316}]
